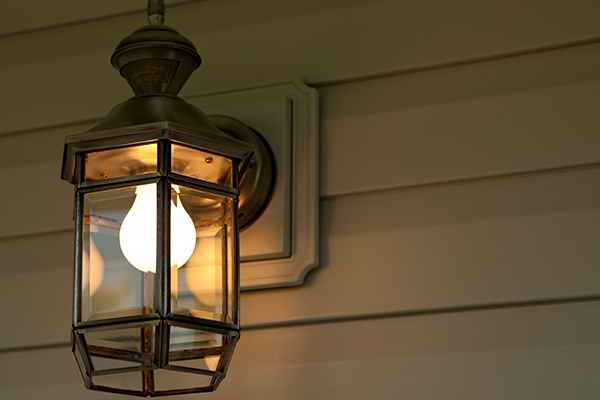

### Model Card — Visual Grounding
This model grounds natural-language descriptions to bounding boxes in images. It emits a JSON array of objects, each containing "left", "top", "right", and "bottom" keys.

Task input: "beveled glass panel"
[
  {"left": 73, "top": 334, "right": 89, "bottom": 380},
  {"left": 226, "top": 201, "right": 235, "bottom": 324},
  {"left": 153, "top": 369, "right": 213, "bottom": 393},
  {"left": 170, "top": 185, "right": 233, "bottom": 322},
  {"left": 82, "top": 185, "right": 156, "bottom": 322},
  {"left": 172, "top": 144, "right": 232, "bottom": 186},
  {"left": 85, "top": 143, "right": 157, "bottom": 182},
  {"left": 92, "top": 371, "right": 144, "bottom": 392},
  {"left": 168, "top": 326, "right": 225, "bottom": 372},
  {"left": 86, "top": 326, "right": 156, "bottom": 372}
]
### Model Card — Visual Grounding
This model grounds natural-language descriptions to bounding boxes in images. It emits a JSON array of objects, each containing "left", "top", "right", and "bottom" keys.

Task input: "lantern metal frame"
[
  {"left": 61, "top": 0, "right": 274, "bottom": 396},
  {"left": 68, "top": 137, "right": 244, "bottom": 396}
]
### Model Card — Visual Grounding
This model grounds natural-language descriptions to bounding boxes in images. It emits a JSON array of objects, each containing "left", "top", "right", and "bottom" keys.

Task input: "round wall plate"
[{"left": 208, "top": 115, "right": 276, "bottom": 231}]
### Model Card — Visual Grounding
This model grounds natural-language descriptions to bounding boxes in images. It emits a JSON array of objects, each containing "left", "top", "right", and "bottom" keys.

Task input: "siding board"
[
  {"left": 0, "top": 120, "right": 94, "bottom": 240},
  {"left": 321, "top": 42, "right": 600, "bottom": 196},
  {"left": 244, "top": 167, "right": 600, "bottom": 326},
  {"left": 1, "top": 1, "right": 186, "bottom": 37},
  {"left": 1, "top": 0, "right": 599, "bottom": 135}
]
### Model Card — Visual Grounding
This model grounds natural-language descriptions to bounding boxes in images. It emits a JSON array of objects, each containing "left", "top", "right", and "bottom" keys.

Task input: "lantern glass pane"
[
  {"left": 170, "top": 185, "right": 234, "bottom": 323},
  {"left": 153, "top": 369, "right": 213, "bottom": 393},
  {"left": 168, "top": 326, "right": 226, "bottom": 372},
  {"left": 226, "top": 200, "right": 235, "bottom": 324},
  {"left": 82, "top": 185, "right": 156, "bottom": 322},
  {"left": 85, "top": 143, "right": 157, "bottom": 182},
  {"left": 92, "top": 371, "right": 144, "bottom": 392},
  {"left": 171, "top": 144, "right": 232, "bottom": 187},
  {"left": 73, "top": 334, "right": 89, "bottom": 380},
  {"left": 85, "top": 326, "right": 156, "bottom": 372}
]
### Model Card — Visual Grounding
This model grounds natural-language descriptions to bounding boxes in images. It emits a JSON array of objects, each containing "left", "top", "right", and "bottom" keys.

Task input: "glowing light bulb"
[{"left": 119, "top": 184, "right": 197, "bottom": 272}]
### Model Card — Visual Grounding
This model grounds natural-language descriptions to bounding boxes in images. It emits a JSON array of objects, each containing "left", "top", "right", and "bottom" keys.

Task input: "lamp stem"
[{"left": 148, "top": 0, "right": 165, "bottom": 26}]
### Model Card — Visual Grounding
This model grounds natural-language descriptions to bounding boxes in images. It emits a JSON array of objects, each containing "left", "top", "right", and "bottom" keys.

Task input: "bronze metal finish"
[{"left": 209, "top": 116, "right": 276, "bottom": 230}]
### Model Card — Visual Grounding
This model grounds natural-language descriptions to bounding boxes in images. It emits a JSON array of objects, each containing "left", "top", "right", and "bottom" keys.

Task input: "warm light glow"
[
  {"left": 82, "top": 237, "right": 105, "bottom": 295},
  {"left": 183, "top": 227, "right": 222, "bottom": 309},
  {"left": 184, "top": 264, "right": 218, "bottom": 307},
  {"left": 119, "top": 184, "right": 197, "bottom": 272}
]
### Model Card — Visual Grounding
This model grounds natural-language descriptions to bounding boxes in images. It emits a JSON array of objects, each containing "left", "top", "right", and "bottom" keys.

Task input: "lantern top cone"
[
  {"left": 61, "top": 0, "right": 254, "bottom": 184},
  {"left": 111, "top": 0, "right": 201, "bottom": 96}
]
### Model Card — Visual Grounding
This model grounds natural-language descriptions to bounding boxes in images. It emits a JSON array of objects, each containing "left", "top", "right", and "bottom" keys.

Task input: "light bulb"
[{"left": 119, "top": 184, "right": 197, "bottom": 273}]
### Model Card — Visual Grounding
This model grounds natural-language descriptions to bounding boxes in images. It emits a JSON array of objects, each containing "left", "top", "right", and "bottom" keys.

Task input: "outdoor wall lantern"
[{"left": 60, "top": 0, "right": 275, "bottom": 396}]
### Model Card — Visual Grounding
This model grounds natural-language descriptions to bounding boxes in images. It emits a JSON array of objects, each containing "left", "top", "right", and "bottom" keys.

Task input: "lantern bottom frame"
[{"left": 72, "top": 317, "right": 240, "bottom": 397}]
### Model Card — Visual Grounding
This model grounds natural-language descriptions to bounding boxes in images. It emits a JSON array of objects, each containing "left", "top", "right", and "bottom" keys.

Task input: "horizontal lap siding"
[
  {"left": 2, "top": 167, "right": 598, "bottom": 349},
  {"left": 3, "top": 43, "right": 600, "bottom": 238},
  {"left": 321, "top": 42, "right": 600, "bottom": 196},
  {"left": 0, "top": 0, "right": 599, "bottom": 398},
  {"left": 0, "top": 301, "right": 599, "bottom": 399},
  {"left": 0, "top": 122, "right": 94, "bottom": 240},
  {"left": 1, "top": 1, "right": 172, "bottom": 36},
  {"left": 2, "top": 0, "right": 600, "bottom": 135}
]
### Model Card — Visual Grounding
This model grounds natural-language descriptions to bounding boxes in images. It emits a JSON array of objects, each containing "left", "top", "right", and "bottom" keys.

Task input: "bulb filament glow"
[{"left": 119, "top": 184, "right": 197, "bottom": 272}]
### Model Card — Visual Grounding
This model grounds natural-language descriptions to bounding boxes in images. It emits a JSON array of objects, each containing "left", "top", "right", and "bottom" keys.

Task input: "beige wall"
[{"left": 1, "top": 0, "right": 599, "bottom": 398}]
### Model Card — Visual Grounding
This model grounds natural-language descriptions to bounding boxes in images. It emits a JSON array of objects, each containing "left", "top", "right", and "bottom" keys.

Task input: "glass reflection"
[
  {"left": 171, "top": 186, "right": 233, "bottom": 322},
  {"left": 82, "top": 186, "right": 154, "bottom": 322}
]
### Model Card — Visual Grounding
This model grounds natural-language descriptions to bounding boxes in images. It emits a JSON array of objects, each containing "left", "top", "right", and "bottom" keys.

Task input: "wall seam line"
[
  {"left": 312, "top": 35, "right": 600, "bottom": 88},
  {"left": 2, "top": 35, "right": 600, "bottom": 138},
  {"left": 2, "top": 294, "right": 599, "bottom": 353},
  {"left": 0, "top": 0, "right": 210, "bottom": 41},
  {"left": 321, "top": 162, "right": 600, "bottom": 201},
  {"left": 0, "top": 161, "right": 598, "bottom": 242}
]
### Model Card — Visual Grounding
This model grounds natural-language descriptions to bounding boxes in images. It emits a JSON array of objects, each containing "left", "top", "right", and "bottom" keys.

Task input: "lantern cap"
[
  {"left": 111, "top": 1, "right": 201, "bottom": 96},
  {"left": 61, "top": 95, "right": 254, "bottom": 183}
]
